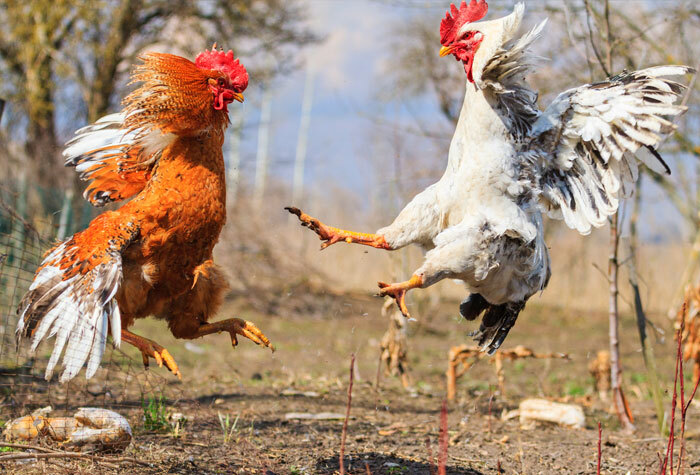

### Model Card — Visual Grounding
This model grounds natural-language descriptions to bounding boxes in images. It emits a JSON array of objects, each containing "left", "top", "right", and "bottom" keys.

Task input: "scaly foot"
[
  {"left": 194, "top": 318, "right": 275, "bottom": 352},
  {"left": 377, "top": 274, "right": 424, "bottom": 319},
  {"left": 285, "top": 206, "right": 390, "bottom": 250},
  {"left": 121, "top": 330, "right": 181, "bottom": 379}
]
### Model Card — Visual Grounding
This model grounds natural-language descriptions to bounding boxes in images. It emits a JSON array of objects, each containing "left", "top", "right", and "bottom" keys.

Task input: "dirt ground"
[{"left": 1, "top": 292, "right": 698, "bottom": 474}]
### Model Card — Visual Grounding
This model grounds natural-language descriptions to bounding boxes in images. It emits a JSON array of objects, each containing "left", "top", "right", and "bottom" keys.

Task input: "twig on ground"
[
  {"left": 0, "top": 442, "right": 60, "bottom": 453},
  {"left": 447, "top": 345, "right": 569, "bottom": 400},
  {"left": 0, "top": 451, "right": 149, "bottom": 466},
  {"left": 597, "top": 422, "right": 602, "bottom": 475},
  {"left": 438, "top": 400, "right": 448, "bottom": 475},
  {"left": 426, "top": 437, "right": 436, "bottom": 475},
  {"left": 488, "top": 386, "right": 494, "bottom": 433},
  {"left": 339, "top": 353, "right": 355, "bottom": 475}
]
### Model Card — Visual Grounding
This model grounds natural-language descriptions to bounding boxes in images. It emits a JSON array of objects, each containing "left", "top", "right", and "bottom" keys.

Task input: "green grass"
[
  {"left": 141, "top": 395, "right": 170, "bottom": 433},
  {"left": 218, "top": 411, "right": 241, "bottom": 444}
]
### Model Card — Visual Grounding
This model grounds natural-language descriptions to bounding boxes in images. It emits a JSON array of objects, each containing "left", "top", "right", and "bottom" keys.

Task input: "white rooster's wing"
[{"left": 521, "top": 66, "right": 692, "bottom": 234}]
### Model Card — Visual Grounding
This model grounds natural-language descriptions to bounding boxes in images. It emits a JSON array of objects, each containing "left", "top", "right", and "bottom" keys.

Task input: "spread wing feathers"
[
  {"left": 17, "top": 215, "right": 139, "bottom": 382},
  {"left": 524, "top": 65, "right": 691, "bottom": 234},
  {"left": 481, "top": 20, "right": 548, "bottom": 139},
  {"left": 64, "top": 113, "right": 175, "bottom": 206}
]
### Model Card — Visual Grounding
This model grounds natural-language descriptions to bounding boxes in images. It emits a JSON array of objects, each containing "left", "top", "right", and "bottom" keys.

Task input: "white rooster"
[{"left": 288, "top": 0, "right": 692, "bottom": 353}]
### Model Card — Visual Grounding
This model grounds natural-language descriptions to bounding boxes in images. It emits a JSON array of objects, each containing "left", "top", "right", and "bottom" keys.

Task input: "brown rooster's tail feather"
[
  {"left": 17, "top": 214, "right": 139, "bottom": 382},
  {"left": 470, "top": 301, "right": 526, "bottom": 354}
]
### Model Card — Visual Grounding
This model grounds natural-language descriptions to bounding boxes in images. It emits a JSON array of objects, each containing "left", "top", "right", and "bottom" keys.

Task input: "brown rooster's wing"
[
  {"left": 17, "top": 212, "right": 139, "bottom": 382},
  {"left": 64, "top": 113, "right": 175, "bottom": 206}
]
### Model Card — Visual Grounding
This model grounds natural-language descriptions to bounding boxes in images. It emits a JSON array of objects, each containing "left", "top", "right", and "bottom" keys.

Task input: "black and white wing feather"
[{"left": 522, "top": 65, "right": 691, "bottom": 234}]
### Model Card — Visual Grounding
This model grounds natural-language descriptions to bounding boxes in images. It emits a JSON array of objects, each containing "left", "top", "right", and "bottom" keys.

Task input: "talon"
[
  {"left": 285, "top": 206, "right": 391, "bottom": 250},
  {"left": 375, "top": 274, "right": 424, "bottom": 319},
  {"left": 194, "top": 318, "right": 275, "bottom": 353},
  {"left": 122, "top": 330, "right": 182, "bottom": 379}
]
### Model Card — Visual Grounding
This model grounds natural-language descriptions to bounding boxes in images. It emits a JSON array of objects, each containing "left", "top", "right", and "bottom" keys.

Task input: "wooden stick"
[
  {"left": 597, "top": 422, "right": 602, "bottom": 475},
  {"left": 339, "top": 353, "right": 355, "bottom": 475},
  {"left": 0, "top": 442, "right": 60, "bottom": 453},
  {"left": 0, "top": 451, "right": 149, "bottom": 466},
  {"left": 438, "top": 400, "right": 448, "bottom": 475}
]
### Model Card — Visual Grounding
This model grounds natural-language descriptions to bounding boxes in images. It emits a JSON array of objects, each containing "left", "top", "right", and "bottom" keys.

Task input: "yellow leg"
[
  {"left": 286, "top": 207, "right": 391, "bottom": 250},
  {"left": 377, "top": 274, "right": 424, "bottom": 319}
]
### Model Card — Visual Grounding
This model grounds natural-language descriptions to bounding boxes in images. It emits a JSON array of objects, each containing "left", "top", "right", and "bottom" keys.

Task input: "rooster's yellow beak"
[
  {"left": 233, "top": 92, "right": 244, "bottom": 103},
  {"left": 439, "top": 45, "right": 453, "bottom": 57}
]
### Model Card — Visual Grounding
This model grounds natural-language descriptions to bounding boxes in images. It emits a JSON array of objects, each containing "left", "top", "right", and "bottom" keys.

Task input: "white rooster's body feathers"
[{"left": 377, "top": 4, "right": 690, "bottom": 352}]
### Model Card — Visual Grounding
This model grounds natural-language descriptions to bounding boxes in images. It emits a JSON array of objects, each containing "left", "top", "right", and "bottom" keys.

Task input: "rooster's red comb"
[
  {"left": 195, "top": 45, "right": 249, "bottom": 92},
  {"left": 440, "top": 0, "right": 489, "bottom": 46}
]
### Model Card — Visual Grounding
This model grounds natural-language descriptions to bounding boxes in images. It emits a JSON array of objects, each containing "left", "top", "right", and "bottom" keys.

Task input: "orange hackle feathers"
[{"left": 124, "top": 52, "right": 228, "bottom": 136}]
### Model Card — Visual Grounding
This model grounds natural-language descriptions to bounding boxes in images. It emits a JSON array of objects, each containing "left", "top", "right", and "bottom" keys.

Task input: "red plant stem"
[
  {"left": 438, "top": 400, "right": 448, "bottom": 475},
  {"left": 597, "top": 422, "right": 602, "bottom": 475},
  {"left": 677, "top": 314, "right": 697, "bottom": 475},
  {"left": 662, "top": 320, "right": 683, "bottom": 475},
  {"left": 488, "top": 386, "right": 494, "bottom": 433},
  {"left": 426, "top": 437, "right": 436, "bottom": 475},
  {"left": 365, "top": 461, "right": 372, "bottom": 475},
  {"left": 677, "top": 331, "right": 685, "bottom": 475},
  {"left": 340, "top": 353, "right": 356, "bottom": 475}
]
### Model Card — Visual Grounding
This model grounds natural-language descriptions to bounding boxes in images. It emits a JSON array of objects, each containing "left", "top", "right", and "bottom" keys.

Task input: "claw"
[
  {"left": 376, "top": 274, "right": 424, "bottom": 320},
  {"left": 122, "top": 330, "right": 182, "bottom": 379},
  {"left": 378, "top": 282, "right": 411, "bottom": 317},
  {"left": 285, "top": 206, "right": 336, "bottom": 249},
  {"left": 229, "top": 318, "right": 275, "bottom": 352},
  {"left": 285, "top": 206, "right": 391, "bottom": 250},
  {"left": 195, "top": 318, "right": 275, "bottom": 353}
]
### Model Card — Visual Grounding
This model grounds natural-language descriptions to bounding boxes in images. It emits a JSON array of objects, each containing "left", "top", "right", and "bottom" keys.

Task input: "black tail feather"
[
  {"left": 469, "top": 301, "right": 526, "bottom": 354},
  {"left": 459, "top": 293, "right": 489, "bottom": 321}
]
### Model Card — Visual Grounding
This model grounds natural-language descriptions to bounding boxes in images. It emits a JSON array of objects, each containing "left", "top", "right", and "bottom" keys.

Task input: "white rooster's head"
[{"left": 439, "top": 1, "right": 524, "bottom": 84}]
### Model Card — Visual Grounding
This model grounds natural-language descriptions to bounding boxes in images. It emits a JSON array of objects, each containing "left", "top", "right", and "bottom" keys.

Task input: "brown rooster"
[{"left": 17, "top": 47, "right": 273, "bottom": 383}]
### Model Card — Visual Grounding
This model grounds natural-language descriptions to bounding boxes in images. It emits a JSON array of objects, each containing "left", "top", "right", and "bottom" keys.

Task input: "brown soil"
[{"left": 1, "top": 294, "right": 698, "bottom": 474}]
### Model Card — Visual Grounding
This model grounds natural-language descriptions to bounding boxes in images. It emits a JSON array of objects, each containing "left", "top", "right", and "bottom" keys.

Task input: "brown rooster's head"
[
  {"left": 439, "top": 1, "right": 524, "bottom": 84},
  {"left": 195, "top": 45, "right": 249, "bottom": 112}
]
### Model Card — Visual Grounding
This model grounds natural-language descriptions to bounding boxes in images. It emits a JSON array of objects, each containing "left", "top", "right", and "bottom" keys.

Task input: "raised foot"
[
  {"left": 285, "top": 206, "right": 390, "bottom": 250},
  {"left": 285, "top": 206, "right": 339, "bottom": 249},
  {"left": 121, "top": 330, "right": 181, "bottom": 379},
  {"left": 377, "top": 274, "right": 424, "bottom": 320},
  {"left": 197, "top": 318, "right": 275, "bottom": 352}
]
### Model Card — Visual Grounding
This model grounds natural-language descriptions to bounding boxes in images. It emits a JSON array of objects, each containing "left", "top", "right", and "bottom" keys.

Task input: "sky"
[
  {"left": 231, "top": 0, "right": 455, "bottom": 200},
  {"left": 226, "top": 0, "right": 693, "bottom": 242}
]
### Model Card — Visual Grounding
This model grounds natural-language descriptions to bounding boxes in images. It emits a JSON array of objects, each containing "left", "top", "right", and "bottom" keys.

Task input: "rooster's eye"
[{"left": 217, "top": 78, "right": 226, "bottom": 86}]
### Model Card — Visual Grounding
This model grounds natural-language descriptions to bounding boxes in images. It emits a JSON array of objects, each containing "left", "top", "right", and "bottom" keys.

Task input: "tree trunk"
[
  {"left": 609, "top": 212, "right": 635, "bottom": 430},
  {"left": 24, "top": 60, "right": 62, "bottom": 192}
]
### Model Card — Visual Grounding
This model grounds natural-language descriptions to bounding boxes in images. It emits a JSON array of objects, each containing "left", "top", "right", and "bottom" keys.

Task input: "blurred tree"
[
  {"left": 0, "top": 1, "right": 85, "bottom": 189},
  {"left": 0, "top": 0, "right": 317, "bottom": 195}
]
